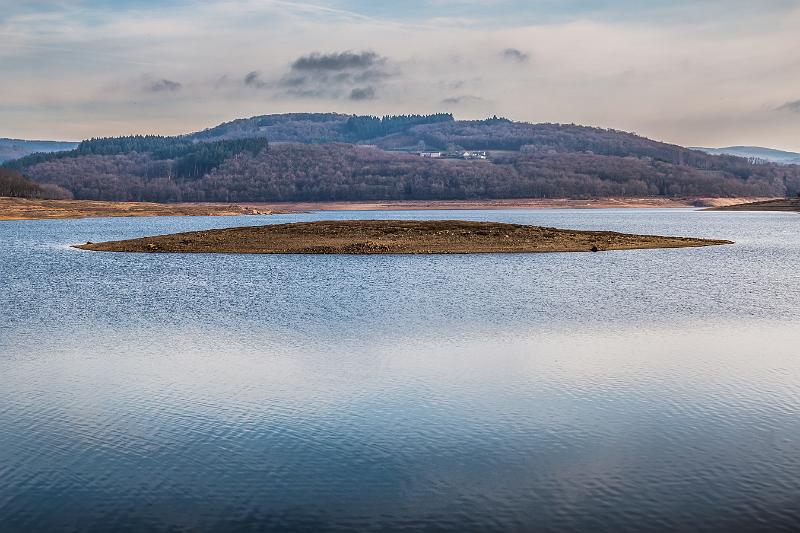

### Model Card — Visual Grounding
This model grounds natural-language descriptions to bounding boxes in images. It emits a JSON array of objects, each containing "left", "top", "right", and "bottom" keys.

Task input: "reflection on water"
[{"left": 1, "top": 209, "right": 799, "bottom": 531}]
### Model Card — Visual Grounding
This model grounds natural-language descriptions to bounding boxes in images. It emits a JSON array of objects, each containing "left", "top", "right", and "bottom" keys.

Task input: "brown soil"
[
  {"left": 712, "top": 198, "right": 800, "bottom": 212},
  {"left": 1, "top": 197, "right": 765, "bottom": 220},
  {"left": 239, "top": 197, "right": 762, "bottom": 212},
  {"left": 0, "top": 197, "right": 275, "bottom": 220},
  {"left": 75, "top": 220, "right": 732, "bottom": 254}
]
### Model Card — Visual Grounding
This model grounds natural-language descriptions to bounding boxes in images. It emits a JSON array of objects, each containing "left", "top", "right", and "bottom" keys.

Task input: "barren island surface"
[{"left": 75, "top": 220, "right": 732, "bottom": 254}]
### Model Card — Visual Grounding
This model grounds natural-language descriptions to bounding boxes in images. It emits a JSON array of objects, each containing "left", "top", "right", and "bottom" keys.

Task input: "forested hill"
[
  {"left": 693, "top": 146, "right": 800, "bottom": 165},
  {"left": 0, "top": 138, "right": 78, "bottom": 163},
  {"left": 0, "top": 168, "right": 72, "bottom": 199},
  {"left": 188, "top": 112, "right": 455, "bottom": 143},
  {"left": 4, "top": 113, "right": 799, "bottom": 202}
]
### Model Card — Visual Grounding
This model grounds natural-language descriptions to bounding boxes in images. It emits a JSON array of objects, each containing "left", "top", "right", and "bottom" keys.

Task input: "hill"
[
  {"left": 0, "top": 168, "right": 72, "bottom": 199},
  {"left": 4, "top": 113, "right": 800, "bottom": 202},
  {"left": 188, "top": 113, "right": 454, "bottom": 144},
  {"left": 0, "top": 138, "right": 78, "bottom": 164},
  {"left": 693, "top": 146, "right": 800, "bottom": 165}
]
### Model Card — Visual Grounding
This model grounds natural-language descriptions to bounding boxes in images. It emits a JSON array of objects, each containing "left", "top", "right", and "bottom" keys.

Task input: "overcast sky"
[{"left": 1, "top": 0, "right": 799, "bottom": 149}]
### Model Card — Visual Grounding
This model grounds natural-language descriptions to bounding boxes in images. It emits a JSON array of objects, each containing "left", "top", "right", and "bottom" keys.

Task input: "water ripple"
[{"left": 2, "top": 209, "right": 800, "bottom": 531}]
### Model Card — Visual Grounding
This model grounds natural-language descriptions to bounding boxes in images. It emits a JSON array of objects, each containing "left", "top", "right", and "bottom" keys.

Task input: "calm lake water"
[{"left": 2, "top": 208, "right": 800, "bottom": 532}]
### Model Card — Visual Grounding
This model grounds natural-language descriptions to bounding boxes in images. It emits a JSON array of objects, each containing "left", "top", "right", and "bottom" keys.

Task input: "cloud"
[
  {"left": 349, "top": 87, "right": 376, "bottom": 100},
  {"left": 1, "top": 0, "right": 800, "bottom": 150},
  {"left": 146, "top": 79, "right": 182, "bottom": 92},
  {"left": 441, "top": 95, "right": 484, "bottom": 105},
  {"left": 291, "top": 51, "right": 384, "bottom": 72},
  {"left": 501, "top": 48, "right": 529, "bottom": 63},
  {"left": 243, "top": 71, "right": 268, "bottom": 89},
  {"left": 278, "top": 50, "right": 393, "bottom": 99},
  {"left": 777, "top": 100, "right": 800, "bottom": 113}
]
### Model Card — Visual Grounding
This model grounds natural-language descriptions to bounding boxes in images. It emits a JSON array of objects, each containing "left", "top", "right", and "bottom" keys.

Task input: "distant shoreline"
[
  {"left": 711, "top": 198, "right": 800, "bottom": 212},
  {"left": 0, "top": 196, "right": 768, "bottom": 221},
  {"left": 239, "top": 197, "right": 763, "bottom": 212},
  {"left": 0, "top": 198, "right": 277, "bottom": 221}
]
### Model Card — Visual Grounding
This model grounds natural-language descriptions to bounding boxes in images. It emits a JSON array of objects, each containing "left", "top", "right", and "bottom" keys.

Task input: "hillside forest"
[{"left": 4, "top": 114, "right": 799, "bottom": 202}]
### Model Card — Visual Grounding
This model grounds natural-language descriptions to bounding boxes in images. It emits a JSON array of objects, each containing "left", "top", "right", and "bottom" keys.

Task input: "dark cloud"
[
  {"left": 777, "top": 99, "right": 800, "bottom": 113},
  {"left": 353, "top": 69, "right": 391, "bottom": 84},
  {"left": 291, "top": 51, "right": 384, "bottom": 72},
  {"left": 501, "top": 48, "right": 529, "bottom": 63},
  {"left": 147, "top": 79, "right": 182, "bottom": 92},
  {"left": 349, "top": 87, "right": 376, "bottom": 101},
  {"left": 278, "top": 50, "right": 392, "bottom": 99},
  {"left": 244, "top": 71, "right": 268, "bottom": 89},
  {"left": 441, "top": 95, "right": 484, "bottom": 105}
]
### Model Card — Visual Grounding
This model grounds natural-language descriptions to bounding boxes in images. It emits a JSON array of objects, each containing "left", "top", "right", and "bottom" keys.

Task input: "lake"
[{"left": 1, "top": 208, "right": 799, "bottom": 532}]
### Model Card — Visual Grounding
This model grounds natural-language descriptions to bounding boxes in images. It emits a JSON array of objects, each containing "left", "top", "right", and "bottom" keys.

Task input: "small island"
[{"left": 75, "top": 220, "right": 732, "bottom": 254}]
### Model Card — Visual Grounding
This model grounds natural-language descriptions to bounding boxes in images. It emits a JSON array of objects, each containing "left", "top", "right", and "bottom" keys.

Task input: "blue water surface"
[{"left": 1, "top": 208, "right": 799, "bottom": 532}]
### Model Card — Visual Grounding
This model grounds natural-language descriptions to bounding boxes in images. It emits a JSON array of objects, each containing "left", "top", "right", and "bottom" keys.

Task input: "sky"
[{"left": 1, "top": 0, "right": 799, "bottom": 149}]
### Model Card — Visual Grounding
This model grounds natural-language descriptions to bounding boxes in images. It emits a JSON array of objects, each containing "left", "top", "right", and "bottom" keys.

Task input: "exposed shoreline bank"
[
  {"left": 75, "top": 220, "right": 733, "bottom": 255},
  {"left": 241, "top": 197, "right": 762, "bottom": 212},
  {"left": 0, "top": 198, "right": 275, "bottom": 220},
  {"left": 1, "top": 196, "right": 766, "bottom": 220},
  {"left": 712, "top": 198, "right": 800, "bottom": 212}
]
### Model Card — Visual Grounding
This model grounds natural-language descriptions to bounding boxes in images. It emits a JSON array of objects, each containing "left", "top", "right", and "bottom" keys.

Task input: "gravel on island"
[{"left": 75, "top": 220, "right": 733, "bottom": 254}]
